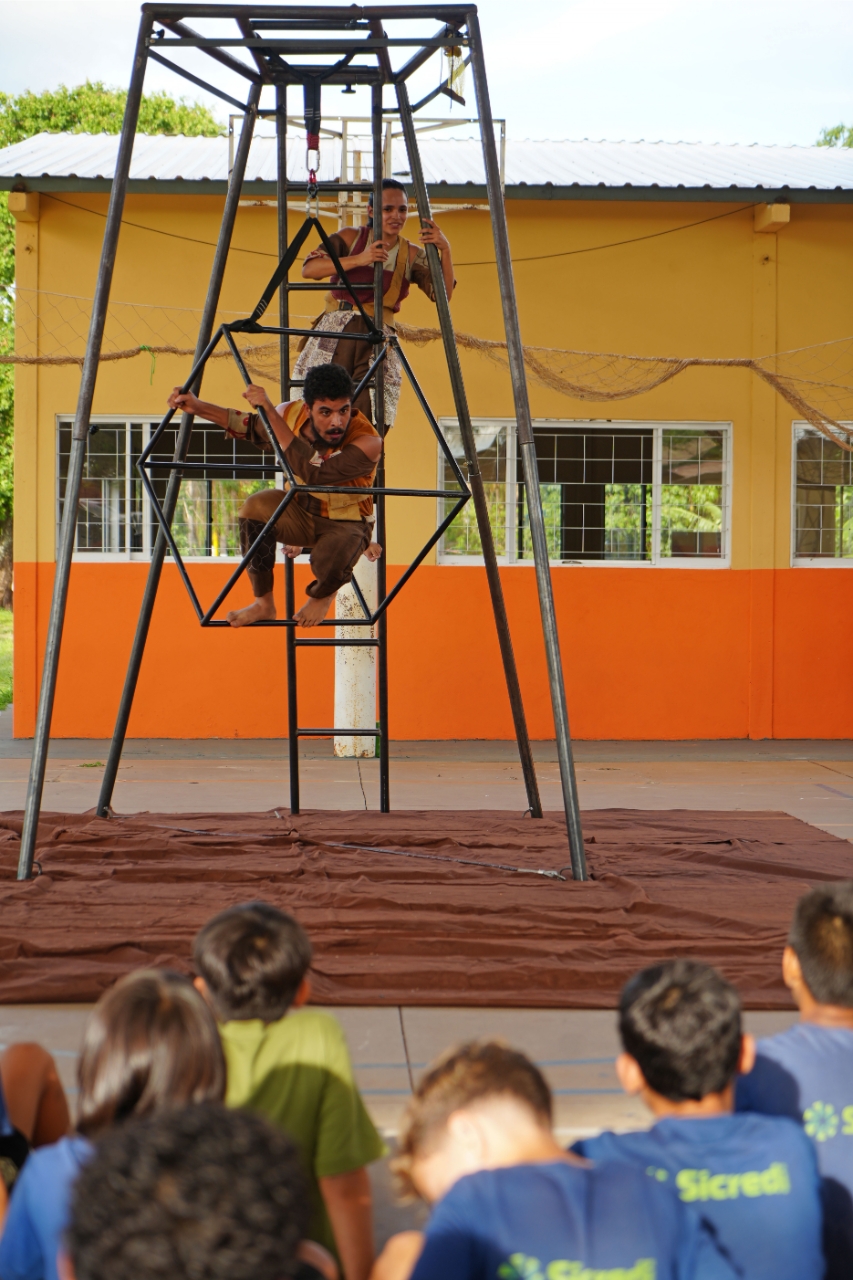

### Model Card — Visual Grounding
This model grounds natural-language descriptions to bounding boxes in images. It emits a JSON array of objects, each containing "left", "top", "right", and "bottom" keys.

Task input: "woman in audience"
[{"left": 0, "top": 969, "right": 226, "bottom": 1280}]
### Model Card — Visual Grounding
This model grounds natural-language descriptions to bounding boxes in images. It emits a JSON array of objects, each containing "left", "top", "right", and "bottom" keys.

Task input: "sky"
[{"left": 0, "top": 0, "right": 852, "bottom": 147}]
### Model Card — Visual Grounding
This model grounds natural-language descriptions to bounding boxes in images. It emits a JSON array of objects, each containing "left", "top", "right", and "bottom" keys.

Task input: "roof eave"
[{"left": 2, "top": 176, "right": 852, "bottom": 203}]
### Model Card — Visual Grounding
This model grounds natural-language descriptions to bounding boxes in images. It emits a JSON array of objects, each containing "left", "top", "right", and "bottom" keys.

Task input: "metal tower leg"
[
  {"left": 17, "top": 18, "right": 155, "bottom": 879},
  {"left": 277, "top": 87, "right": 300, "bottom": 816},
  {"left": 95, "top": 81, "right": 263, "bottom": 820},
  {"left": 394, "top": 79, "right": 543, "bottom": 821},
  {"left": 372, "top": 83, "right": 390, "bottom": 812},
  {"left": 468, "top": 13, "right": 587, "bottom": 880}
]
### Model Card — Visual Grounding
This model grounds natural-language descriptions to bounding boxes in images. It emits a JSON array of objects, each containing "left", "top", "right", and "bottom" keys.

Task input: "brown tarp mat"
[{"left": 0, "top": 808, "right": 850, "bottom": 1008}]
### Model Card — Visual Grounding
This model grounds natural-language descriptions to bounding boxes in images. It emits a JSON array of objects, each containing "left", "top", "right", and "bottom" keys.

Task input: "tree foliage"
[
  {"left": 0, "top": 81, "right": 223, "bottom": 151},
  {"left": 0, "top": 82, "right": 224, "bottom": 595},
  {"left": 817, "top": 125, "right": 853, "bottom": 148}
]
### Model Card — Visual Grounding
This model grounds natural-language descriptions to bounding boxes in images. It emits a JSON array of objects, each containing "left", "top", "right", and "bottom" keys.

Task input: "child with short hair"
[
  {"left": 375, "top": 1039, "right": 737, "bottom": 1280},
  {"left": 572, "top": 960, "right": 823, "bottom": 1280},
  {"left": 193, "top": 902, "right": 384, "bottom": 1280},
  {"left": 736, "top": 881, "right": 853, "bottom": 1279}
]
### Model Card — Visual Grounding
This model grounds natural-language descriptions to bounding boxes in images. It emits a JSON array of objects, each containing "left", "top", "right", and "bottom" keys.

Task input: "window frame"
[
  {"left": 790, "top": 420, "right": 853, "bottom": 568},
  {"left": 436, "top": 417, "right": 732, "bottom": 569},
  {"left": 57, "top": 414, "right": 288, "bottom": 564}
]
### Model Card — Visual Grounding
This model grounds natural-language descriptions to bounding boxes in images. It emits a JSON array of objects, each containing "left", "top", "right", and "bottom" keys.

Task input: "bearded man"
[{"left": 167, "top": 363, "right": 381, "bottom": 628}]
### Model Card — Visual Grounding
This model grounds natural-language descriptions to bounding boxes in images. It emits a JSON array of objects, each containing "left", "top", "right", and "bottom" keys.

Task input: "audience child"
[
  {"left": 62, "top": 1102, "right": 309, "bottom": 1280},
  {"left": 373, "top": 1040, "right": 737, "bottom": 1280},
  {"left": 193, "top": 902, "right": 385, "bottom": 1280},
  {"left": 572, "top": 960, "right": 823, "bottom": 1280},
  {"left": 736, "top": 880, "right": 853, "bottom": 1279},
  {"left": 0, "top": 969, "right": 226, "bottom": 1280}
]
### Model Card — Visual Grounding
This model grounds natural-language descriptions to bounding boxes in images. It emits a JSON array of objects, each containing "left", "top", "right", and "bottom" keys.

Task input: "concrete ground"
[{"left": 1, "top": 708, "right": 843, "bottom": 1241}]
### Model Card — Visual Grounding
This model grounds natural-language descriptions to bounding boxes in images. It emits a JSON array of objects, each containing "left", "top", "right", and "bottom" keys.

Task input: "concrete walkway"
[{"left": 2, "top": 709, "right": 853, "bottom": 840}]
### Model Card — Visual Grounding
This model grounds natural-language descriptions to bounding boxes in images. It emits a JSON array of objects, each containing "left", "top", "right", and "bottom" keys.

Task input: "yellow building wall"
[{"left": 12, "top": 189, "right": 853, "bottom": 738}]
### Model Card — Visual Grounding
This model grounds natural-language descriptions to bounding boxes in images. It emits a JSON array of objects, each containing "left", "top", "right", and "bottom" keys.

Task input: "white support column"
[{"left": 334, "top": 555, "right": 377, "bottom": 757}]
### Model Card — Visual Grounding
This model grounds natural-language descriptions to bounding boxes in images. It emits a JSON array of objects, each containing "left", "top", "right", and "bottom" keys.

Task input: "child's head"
[
  {"left": 192, "top": 901, "right": 313, "bottom": 1024},
  {"left": 785, "top": 881, "right": 853, "bottom": 1010},
  {"left": 618, "top": 959, "right": 750, "bottom": 1106},
  {"left": 65, "top": 1102, "right": 307, "bottom": 1280},
  {"left": 76, "top": 969, "right": 225, "bottom": 1138},
  {"left": 393, "top": 1040, "right": 553, "bottom": 1205}
]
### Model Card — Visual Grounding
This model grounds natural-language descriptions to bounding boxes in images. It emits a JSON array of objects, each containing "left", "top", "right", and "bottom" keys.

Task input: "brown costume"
[
  {"left": 227, "top": 401, "right": 378, "bottom": 601},
  {"left": 293, "top": 226, "right": 440, "bottom": 424}
]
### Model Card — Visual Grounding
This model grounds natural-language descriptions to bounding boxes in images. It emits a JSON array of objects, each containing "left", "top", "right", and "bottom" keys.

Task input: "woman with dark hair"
[
  {"left": 0, "top": 970, "right": 225, "bottom": 1280},
  {"left": 294, "top": 178, "right": 455, "bottom": 426}
]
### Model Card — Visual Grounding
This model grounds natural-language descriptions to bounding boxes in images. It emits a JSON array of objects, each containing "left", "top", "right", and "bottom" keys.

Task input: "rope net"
[{"left": 4, "top": 288, "right": 853, "bottom": 447}]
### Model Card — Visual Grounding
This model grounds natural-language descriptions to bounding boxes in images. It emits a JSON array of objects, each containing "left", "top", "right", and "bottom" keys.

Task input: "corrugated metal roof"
[{"left": 1, "top": 131, "right": 852, "bottom": 191}]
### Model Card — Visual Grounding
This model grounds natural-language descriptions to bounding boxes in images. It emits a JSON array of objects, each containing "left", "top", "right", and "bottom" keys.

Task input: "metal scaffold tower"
[{"left": 17, "top": 3, "right": 588, "bottom": 884}]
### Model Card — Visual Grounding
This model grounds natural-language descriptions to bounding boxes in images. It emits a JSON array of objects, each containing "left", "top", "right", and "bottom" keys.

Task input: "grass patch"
[{"left": 0, "top": 609, "right": 11, "bottom": 710}]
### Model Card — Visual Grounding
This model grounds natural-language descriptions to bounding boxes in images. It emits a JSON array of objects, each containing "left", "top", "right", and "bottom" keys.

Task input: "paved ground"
[
  {"left": 1, "top": 710, "right": 838, "bottom": 1241},
  {"left": 2, "top": 708, "right": 853, "bottom": 840}
]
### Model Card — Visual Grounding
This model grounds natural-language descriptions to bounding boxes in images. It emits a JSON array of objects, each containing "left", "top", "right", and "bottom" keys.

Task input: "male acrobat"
[{"left": 167, "top": 363, "right": 381, "bottom": 628}]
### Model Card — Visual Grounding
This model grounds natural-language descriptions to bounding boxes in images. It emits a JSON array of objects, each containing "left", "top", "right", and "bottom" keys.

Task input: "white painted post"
[{"left": 334, "top": 554, "right": 377, "bottom": 757}]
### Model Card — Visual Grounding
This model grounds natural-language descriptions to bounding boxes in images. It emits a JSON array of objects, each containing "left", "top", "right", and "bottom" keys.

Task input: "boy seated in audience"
[
  {"left": 374, "top": 1039, "right": 737, "bottom": 1280},
  {"left": 736, "top": 881, "right": 853, "bottom": 1280},
  {"left": 62, "top": 1102, "right": 325, "bottom": 1280},
  {"left": 572, "top": 959, "right": 823, "bottom": 1280},
  {"left": 193, "top": 902, "right": 385, "bottom": 1280}
]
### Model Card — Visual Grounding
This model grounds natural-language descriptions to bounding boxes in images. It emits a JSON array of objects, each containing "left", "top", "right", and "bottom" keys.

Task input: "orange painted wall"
[{"left": 15, "top": 560, "right": 850, "bottom": 740}]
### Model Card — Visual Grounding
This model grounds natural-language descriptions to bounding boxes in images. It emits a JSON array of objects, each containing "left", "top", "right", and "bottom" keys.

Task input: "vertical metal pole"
[
  {"left": 372, "top": 83, "right": 390, "bottom": 812},
  {"left": 278, "top": 85, "right": 300, "bottom": 816},
  {"left": 394, "top": 78, "right": 543, "bottom": 821},
  {"left": 285, "top": 558, "right": 300, "bottom": 814},
  {"left": 95, "top": 80, "right": 263, "bottom": 820},
  {"left": 467, "top": 12, "right": 586, "bottom": 879},
  {"left": 17, "top": 17, "right": 154, "bottom": 878}
]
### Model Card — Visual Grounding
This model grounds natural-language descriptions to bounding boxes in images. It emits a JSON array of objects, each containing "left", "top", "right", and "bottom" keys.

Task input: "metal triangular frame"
[{"left": 136, "top": 214, "right": 471, "bottom": 630}]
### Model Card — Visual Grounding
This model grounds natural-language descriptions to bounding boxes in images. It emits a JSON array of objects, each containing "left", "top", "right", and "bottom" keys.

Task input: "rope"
[
  {"left": 322, "top": 840, "right": 568, "bottom": 880},
  {"left": 392, "top": 322, "right": 853, "bottom": 450},
  {"left": 3, "top": 320, "right": 853, "bottom": 450}
]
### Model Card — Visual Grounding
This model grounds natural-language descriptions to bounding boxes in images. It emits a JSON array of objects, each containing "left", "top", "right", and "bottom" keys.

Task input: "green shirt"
[{"left": 220, "top": 1007, "right": 386, "bottom": 1254}]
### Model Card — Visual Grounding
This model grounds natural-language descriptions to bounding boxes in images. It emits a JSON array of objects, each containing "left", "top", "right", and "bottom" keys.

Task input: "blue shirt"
[
  {"left": 573, "top": 1113, "right": 823, "bottom": 1280},
  {"left": 0, "top": 1136, "right": 92, "bottom": 1280},
  {"left": 736, "top": 1023, "right": 853, "bottom": 1280},
  {"left": 409, "top": 1160, "right": 737, "bottom": 1280}
]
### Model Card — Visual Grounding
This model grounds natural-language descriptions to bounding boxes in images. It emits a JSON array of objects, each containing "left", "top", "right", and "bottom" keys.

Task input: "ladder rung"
[
  {"left": 294, "top": 638, "right": 378, "bottom": 647},
  {"left": 297, "top": 727, "right": 381, "bottom": 736}
]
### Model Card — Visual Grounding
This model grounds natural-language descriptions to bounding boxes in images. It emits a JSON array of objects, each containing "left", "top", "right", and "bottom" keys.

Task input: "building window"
[
  {"left": 792, "top": 424, "right": 853, "bottom": 564},
  {"left": 438, "top": 419, "right": 730, "bottom": 566},
  {"left": 58, "top": 417, "right": 277, "bottom": 560}
]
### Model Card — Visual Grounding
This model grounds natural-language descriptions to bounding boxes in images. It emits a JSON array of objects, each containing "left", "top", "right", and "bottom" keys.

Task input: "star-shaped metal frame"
[{"left": 137, "top": 214, "right": 471, "bottom": 627}]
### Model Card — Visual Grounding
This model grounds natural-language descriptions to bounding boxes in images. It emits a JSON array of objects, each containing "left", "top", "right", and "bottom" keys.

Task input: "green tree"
[
  {"left": 0, "top": 82, "right": 223, "bottom": 607},
  {"left": 817, "top": 125, "right": 853, "bottom": 147}
]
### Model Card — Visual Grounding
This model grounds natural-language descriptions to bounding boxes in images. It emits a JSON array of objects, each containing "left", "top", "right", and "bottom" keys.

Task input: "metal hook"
[{"left": 306, "top": 164, "right": 320, "bottom": 217}]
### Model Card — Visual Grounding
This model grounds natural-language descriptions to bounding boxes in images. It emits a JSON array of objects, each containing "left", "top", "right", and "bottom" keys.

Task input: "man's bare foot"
[
  {"left": 226, "top": 594, "right": 277, "bottom": 627},
  {"left": 294, "top": 594, "right": 335, "bottom": 628}
]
